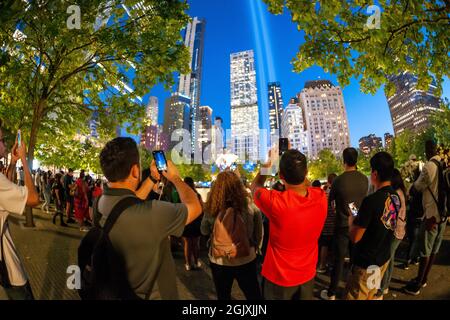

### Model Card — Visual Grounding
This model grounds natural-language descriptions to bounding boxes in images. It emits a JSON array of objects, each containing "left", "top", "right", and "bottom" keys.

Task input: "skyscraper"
[
  {"left": 199, "top": 106, "right": 213, "bottom": 161},
  {"left": 281, "top": 98, "right": 308, "bottom": 156},
  {"left": 358, "top": 134, "right": 382, "bottom": 155},
  {"left": 268, "top": 82, "right": 284, "bottom": 142},
  {"left": 140, "top": 97, "right": 160, "bottom": 151},
  {"left": 211, "top": 116, "right": 225, "bottom": 162},
  {"left": 384, "top": 132, "right": 394, "bottom": 149},
  {"left": 299, "top": 80, "right": 350, "bottom": 159},
  {"left": 178, "top": 17, "right": 206, "bottom": 156},
  {"left": 163, "top": 93, "right": 191, "bottom": 150},
  {"left": 230, "top": 50, "right": 259, "bottom": 162},
  {"left": 387, "top": 72, "right": 441, "bottom": 135},
  {"left": 145, "top": 96, "right": 158, "bottom": 127}
]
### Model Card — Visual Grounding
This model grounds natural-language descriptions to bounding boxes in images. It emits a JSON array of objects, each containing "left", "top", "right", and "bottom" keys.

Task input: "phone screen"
[
  {"left": 279, "top": 138, "right": 289, "bottom": 155},
  {"left": 17, "top": 130, "right": 21, "bottom": 146},
  {"left": 348, "top": 202, "right": 359, "bottom": 217},
  {"left": 152, "top": 150, "right": 167, "bottom": 172}
]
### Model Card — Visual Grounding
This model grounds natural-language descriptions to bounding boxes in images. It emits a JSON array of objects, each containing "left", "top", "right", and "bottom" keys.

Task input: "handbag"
[{"left": 0, "top": 221, "right": 11, "bottom": 288}]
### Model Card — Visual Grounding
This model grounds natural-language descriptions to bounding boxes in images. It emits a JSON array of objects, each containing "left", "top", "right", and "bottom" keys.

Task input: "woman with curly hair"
[{"left": 201, "top": 171, "right": 263, "bottom": 300}]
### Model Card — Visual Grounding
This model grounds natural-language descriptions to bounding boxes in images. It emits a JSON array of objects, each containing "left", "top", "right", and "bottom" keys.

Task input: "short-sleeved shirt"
[
  {"left": 353, "top": 186, "right": 399, "bottom": 269},
  {"left": 254, "top": 187, "right": 327, "bottom": 287},
  {"left": 63, "top": 174, "right": 74, "bottom": 197},
  {"left": 0, "top": 173, "right": 29, "bottom": 286},
  {"left": 329, "top": 171, "right": 369, "bottom": 229},
  {"left": 96, "top": 187, "right": 188, "bottom": 299}
]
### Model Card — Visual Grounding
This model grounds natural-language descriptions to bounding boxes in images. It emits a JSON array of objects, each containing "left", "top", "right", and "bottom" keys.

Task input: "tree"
[
  {"left": 263, "top": 0, "right": 449, "bottom": 96},
  {"left": 0, "top": 1, "right": 190, "bottom": 226},
  {"left": 308, "top": 149, "right": 342, "bottom": 180},
  {"left": 430, "top": 99, "right": 450, "bottom": 146}
]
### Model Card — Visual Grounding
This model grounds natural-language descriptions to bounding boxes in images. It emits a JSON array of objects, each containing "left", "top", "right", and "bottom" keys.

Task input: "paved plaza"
[{"left": 1, "top": 207, "right": 449, "bottom": 300}]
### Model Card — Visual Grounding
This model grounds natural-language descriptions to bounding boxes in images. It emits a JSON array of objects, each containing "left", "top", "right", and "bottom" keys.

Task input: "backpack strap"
[{"left": 103, "top": 197, "right": 143, "bottom": 234}]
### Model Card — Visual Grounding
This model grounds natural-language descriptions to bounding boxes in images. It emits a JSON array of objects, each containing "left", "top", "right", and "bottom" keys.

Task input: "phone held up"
[
  {"left": 279, "top": 138, "right": 289, "bottom": 156},
  {"left": 17, "top": 129, "right": 21, "bottom": 147},
  {"left": 152, "top": 150, "right": 168, "bottom": 173}
]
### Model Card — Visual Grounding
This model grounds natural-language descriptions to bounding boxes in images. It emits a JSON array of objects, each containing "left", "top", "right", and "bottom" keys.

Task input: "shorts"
[
  {"left": 418, "top": 220, "right": 447, "bottom": 257},
  {"left": 345, "top": 260, "right": 389, "bottom": 300}
]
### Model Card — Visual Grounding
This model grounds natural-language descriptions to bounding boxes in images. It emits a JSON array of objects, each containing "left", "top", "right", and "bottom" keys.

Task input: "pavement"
[{"left": 1, "top": 206, "right": 449, "bottom": 300}]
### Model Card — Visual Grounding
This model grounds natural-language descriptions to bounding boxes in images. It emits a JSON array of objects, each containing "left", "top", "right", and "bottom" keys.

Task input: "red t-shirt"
[{"left": 254, "top": 187, "right": 327, "bottom": 287}]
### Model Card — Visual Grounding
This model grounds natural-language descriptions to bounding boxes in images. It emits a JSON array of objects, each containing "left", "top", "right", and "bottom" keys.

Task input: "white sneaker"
[
  {"left": 185, "top": 264, "right": 191, "bottom": 271},
  {"left": 195, "top": 261, "right": 202, "bottom": 269},
  {"left": 383, "top": 288, "right": 389, "bottom": 295},
  {"left": 320, "top": 289, "right": 336, "bottom": 300}
]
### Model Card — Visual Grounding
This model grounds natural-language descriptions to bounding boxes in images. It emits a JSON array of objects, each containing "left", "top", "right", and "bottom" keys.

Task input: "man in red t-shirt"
[{"left": 251, "top": 149, "right": 327, "bottom": 300}]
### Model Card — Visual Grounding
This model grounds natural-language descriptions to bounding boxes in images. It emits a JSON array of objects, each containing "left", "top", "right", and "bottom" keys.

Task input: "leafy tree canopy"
[
  {"left": 263, "top": 0, "right": 449, "bottom": 96},
  {"left": 0, "top": 0, "right": 190, "bottom": 164}
]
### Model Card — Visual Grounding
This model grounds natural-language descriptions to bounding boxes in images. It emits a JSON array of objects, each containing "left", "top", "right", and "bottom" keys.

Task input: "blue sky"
[{"left": 144, "top": 0, "right": 450, "bottom": 148}]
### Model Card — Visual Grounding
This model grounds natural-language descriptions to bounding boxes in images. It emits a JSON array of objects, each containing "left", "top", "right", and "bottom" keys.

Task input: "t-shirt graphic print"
[{"left": 381, "top": 194, "right": 400, "bottom": 231}]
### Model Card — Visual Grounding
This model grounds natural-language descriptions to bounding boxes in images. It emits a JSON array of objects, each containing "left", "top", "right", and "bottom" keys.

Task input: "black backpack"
[
  {"left": 408, "top": 184, "right": 424, "bottom": 220},
  {"left": 78, "top": 196, "right": 143, "bottom": 300},
  {"left": 430, "top": 159, "right": 450, "bottom": 220}
]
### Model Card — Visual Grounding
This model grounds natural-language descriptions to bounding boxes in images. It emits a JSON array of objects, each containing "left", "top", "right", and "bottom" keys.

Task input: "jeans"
[
  {"left": 406, "top": 219, "right": 421, "bottom": 263},
  {"left": 328, "top": 227, "right": 351, "bottom": 296},
  {"left": 380, "top": 237, "right": 402, "bottom": 292},
  {"left": 263, "top": 277, "right": 314, "bottom": 300},
  {"left": 210, "top": 259, "right": 262, "bottom": 300},
  {"left": 43, "top": 190, "right": 51, "bottom": 211}
]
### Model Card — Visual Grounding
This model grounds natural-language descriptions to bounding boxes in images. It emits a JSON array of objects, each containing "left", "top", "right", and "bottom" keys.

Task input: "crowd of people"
[
  {"left": 29, "top": 168, "right": 104, "bottom": 231},
  {"left": 0, "top": 120, "right": 449, "bottom": 300}
]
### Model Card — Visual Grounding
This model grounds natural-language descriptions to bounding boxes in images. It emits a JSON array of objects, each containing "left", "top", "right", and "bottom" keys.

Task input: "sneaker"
[
  {"left": 194, "top": 261, "right": 202, "bottom": 269},
  {"left": 404, "top": 281, "right": 421, "bottom": 296},
  {"left": 185, "top": 264, "right": 191, "bottom": 271},
  {"left": 320, "top": 289, "right": 336, "bottom": 300},
  {"left": 84, "top": 220, "right": 92, "bottom": 227},
  {"left": 317, "top": 267, "right": 327, "bottom": 274},
  {"left": 67, "top": 218, "right": 76, "bottom": 224},
  {"left": 399, "top": 263, "right": 410, "bottom": 270},
  {"left": 344, "top": 257, "right": 350, "bottom": 263},
  {"left": 80, "top": 226, "right": 90, "bottom": 232},
  {"left": 413, "top": 278, "right": 427, "bottom": 288}
]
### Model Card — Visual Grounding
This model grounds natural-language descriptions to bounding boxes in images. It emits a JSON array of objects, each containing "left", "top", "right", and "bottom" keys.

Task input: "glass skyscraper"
[
  {"left": 268, "top": 82, "right": 284, "bottom": 140},
  {"left": 230, "top": 50, "right": 259, "bottom": 162},
  {"left": 178, "top": 17, "right": 206, "bottom": 157},
  {"left": 387, "top": 72, "right": 441, "bottom": 136}
]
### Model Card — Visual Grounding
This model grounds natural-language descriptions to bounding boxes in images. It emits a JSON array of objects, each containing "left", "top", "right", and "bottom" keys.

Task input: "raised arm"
[
  {"left": 11, "top": 140, "right": 39, "bottom": 207},
  {"left": 160, "top": 160, "right": 202, "bottom": 225}
]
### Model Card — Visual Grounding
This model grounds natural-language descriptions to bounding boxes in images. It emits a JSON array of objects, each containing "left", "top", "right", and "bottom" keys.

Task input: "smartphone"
[
  {"left": 348, "top": 202, "right": 359, "bottom": 217},
  {"left": 17, "top": 129, "right": 21, "bottom": 146},
  {"left": 230, "top": 162, "right": 237, "bottom": 171},
  {"left": 152, "top": 150, "right": 168, "bottom": 172},
  {"left": 279, "top": 138, "right": 289, "bottom": 155}
]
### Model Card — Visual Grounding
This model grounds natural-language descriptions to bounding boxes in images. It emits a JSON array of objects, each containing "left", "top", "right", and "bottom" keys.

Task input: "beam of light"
[
  {"left": 249, "top": 0, "right": 276, "bottom": 157},
  {"left": 255, "top": 0, "right": 276, "bottom": 82}
]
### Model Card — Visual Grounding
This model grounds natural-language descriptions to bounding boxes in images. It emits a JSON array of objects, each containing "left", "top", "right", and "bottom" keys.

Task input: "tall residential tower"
[{"left": 298, "top": 80, "right": 350, "bottom": 158}]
